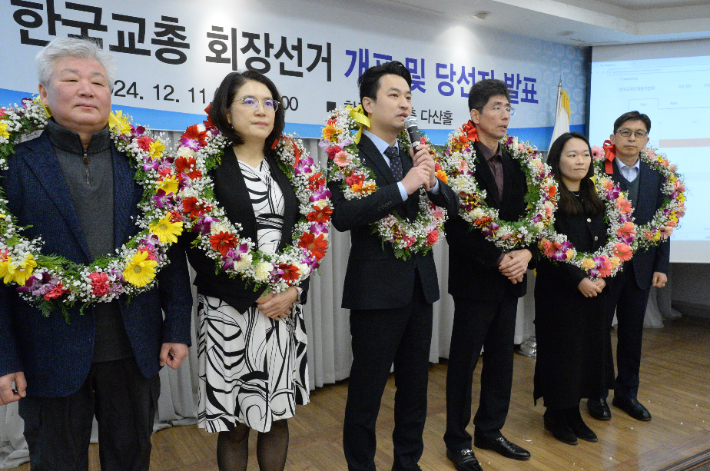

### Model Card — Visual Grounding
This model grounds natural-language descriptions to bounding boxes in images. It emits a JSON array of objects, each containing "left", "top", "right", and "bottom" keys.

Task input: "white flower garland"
[
  {"left": 0, "top": 97, "right": 180, "bottom": 317},
  {"left": 440, "top": 121, "right": 558, "bottom": 251},
  {"left": 591, "top": 144, "right": 686, "bottom": 251},
  {"left": 174, "top": 123, "right": 331, "bottom": 293},
  {"left": 320, "top": 106, "right": 447, "bottom": 260},
  {"left": 538, "top": 168, "right": 637, "bottom": 279}
]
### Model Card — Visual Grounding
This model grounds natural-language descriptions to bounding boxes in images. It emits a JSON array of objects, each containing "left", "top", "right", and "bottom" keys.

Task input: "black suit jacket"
[
  {"left": 610, "top": 159, "right": 670, "bottom": 290},
  {"left": 185, "top": 146, "right": 309, "bottom": 313},
  {"left": 446, "top": 141, "right": 533, "bottom": 301},
  {"left": 328, "top": 134, "right": 458, "bottom": 310}
]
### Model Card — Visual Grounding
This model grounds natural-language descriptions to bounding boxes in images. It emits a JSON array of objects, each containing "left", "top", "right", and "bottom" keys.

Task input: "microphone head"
[{"left": 404, "top": 116, "right": 418, "bottom": 130}]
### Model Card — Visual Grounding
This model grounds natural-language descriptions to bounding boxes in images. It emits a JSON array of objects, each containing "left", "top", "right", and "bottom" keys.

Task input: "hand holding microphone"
[{"left": 404, "top": 116, "right": 437, "bottom": 190}]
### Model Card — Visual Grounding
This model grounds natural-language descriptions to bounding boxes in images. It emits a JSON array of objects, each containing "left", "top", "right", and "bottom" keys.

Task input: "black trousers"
[
  {"left": 604, "top": 263, "right": 651, "bottom": 400},
  {"left": 18, "top": 357, "right": 160, "bottom": 471},
  {"left": 343, "top": 275, "right": 433, "bottom": 471},
  {"left": 444, "top": 296, "right": 518, "bottom": 452}
]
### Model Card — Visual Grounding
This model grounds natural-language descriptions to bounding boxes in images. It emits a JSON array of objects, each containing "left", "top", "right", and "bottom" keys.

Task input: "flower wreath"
[
  {"left": 440, "top": 120, "right": 558, "bottom": 251},
  {"left": 538, "top": 167, "right": 636, "bottom": 278},
  {"left": 592, "top": 142, "right": 686, "bottom": 251},
  {"left": 0, "top": 97, "right": 181, "bottom": 318},
  {"left": 320, "top": 105, "right": 447, "bottom": 261},
  {"left": 173, "top": 118, "right": 331, "bottom": 293}
]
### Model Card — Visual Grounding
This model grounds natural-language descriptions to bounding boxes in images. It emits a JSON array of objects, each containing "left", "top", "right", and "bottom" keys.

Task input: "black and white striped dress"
[{"left": 196, "top": 159, "right": 309, "bottom": 434}]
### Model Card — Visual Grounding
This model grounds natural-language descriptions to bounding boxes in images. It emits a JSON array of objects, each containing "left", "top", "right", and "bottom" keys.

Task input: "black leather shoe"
[
  {"left": 474, "top": 434, "right": 531, "bottom": 461},
  {"left": 587, "top": 398, "right": 611, "bottom": 420},
  {"left": 565, "top": 407, "right": 598, "bottom": 442},
  {"left": 446, "top": 448, "right": 483, "bottom": 471},
  {"left": 612, "top": 396, "right": 652, "bottom": 421},
  {"left": 543, "top": 409, "right": 578, "bottom": 445}
]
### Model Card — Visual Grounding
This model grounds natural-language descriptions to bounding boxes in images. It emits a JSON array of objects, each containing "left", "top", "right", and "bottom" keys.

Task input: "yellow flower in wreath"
[
  {"left": 580, "top": 258, "right": 595, "bottom": 270},
  {"left": 0, "top": 122, "right": 9, "bottom": 139},
  {"left": 157, "top": 175, "right": 179, "bottom": 195},
  {"left": 149, "top": 140, "right": 165, "bottom": 159},
  {"left": 123, "top": 251, "right": 158, "bottom": 287},
  {"left": 108, "top": 110, "right": 132, "bottom": 135},
  {"left": 0, "top": 254, "right": 37, "bottom": 285},
  {"left": 150, "top": 213, "right": 183, "bottom": 244}
]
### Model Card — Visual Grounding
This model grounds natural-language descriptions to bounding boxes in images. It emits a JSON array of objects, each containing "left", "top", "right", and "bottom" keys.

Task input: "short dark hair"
[
  {"left": 467, "top": 79, "right": 511, "bottom": 112},
  {"left": 209, "top": 70, "right": 285, "bottom": 155},
  {"left": 613, "top": 111, "right": 651, "bottom": 134},
  {"left": 358, "top": 61, "right": 412, "bottom": 111},
  {"left": 547, "top": 132, "right": 604, "bottom": 217}
]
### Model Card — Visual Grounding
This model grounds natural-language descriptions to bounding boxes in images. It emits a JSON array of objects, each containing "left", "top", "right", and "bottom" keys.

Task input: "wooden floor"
[{"left": 9, "top": 316, "right": 710, "bottom": 471}]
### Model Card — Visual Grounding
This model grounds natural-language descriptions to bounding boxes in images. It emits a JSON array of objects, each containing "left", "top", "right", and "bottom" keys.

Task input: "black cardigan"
[{"left": 185, "top": 146, "right": 309, "bottom": 313}]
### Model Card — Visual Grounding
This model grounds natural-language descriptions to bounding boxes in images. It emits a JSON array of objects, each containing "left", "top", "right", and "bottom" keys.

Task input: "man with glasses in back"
[
  {"left": 443, "top": 79, "right": 533, "bottom": 471},
  {"left": 586, "top": 111, "right": 669, "bottom": 423}
]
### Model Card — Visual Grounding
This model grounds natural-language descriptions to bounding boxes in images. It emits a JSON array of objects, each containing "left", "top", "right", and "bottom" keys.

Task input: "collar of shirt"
[
  {"left": 477, "top": 140, "right": 502, "bottom": 163},
  {"left": 616, "top": 156, "right": 640, "bottom": 182},
  {"left": 46, "top": 118, "right": 111, "bottom": 155},
  {"left": 364, "top": 130, "right": 399, "bottom": 166}
]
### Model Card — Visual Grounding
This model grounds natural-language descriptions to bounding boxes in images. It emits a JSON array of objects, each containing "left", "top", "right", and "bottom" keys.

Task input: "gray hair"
[{"left": 36, "top": 37, "right": 117, "bottom": 92}]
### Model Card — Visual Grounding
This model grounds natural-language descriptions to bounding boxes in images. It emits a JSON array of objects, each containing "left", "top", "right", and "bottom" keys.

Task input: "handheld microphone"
[{"left": 404, "top": 116, "right": 421, "bottom": 153}]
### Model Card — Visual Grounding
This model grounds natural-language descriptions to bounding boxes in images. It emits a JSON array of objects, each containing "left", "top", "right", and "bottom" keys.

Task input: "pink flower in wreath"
[
  {"left": 616, "top": 198, "right": 632, "bottom": 214},
  {"left": 431, "top": 207, "right": 445, "bottom": 220},
  {"left": 457, "top": 159, "right": 468, "bottom": 173},
  {"left": 334, "top": 151, "right": 351, "bottom": 167},
  {"left": 591, "top": 146, "right": 604, "bottom": 160},
  {"left": 402, "top": 236, "right": 416, "bottom": 248},
  {"left": 613, "top": 243, "right": 632, "bottom": 262}
]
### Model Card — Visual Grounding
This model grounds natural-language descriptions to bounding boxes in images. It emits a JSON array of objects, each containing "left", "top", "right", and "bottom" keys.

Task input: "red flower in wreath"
[
  {"left": 308, "top": 172, "right": 326, "bottom": 191},
  {"left": 298, "top": 233, "right": 328, "bottom": 260},
  {"left": 170, "top": 211, "right": 184, "bottom": 223},
  {"left": 346, "top": 173, "right": 364, "bottom": 187},
  {"left": 44, "top": 282, "right": 68, "bottom": 300},
  {"left": 183, "top": 197, "right": 210, "bottom": 220},
  {"left": 426, "top": 231, "right": 439, "bottom": 246},
  {"left": 175, "top": 156, "right": 202, "bottom": 180},
  {"left": 209, "top": 231, "right": 238, "bottom": 257},
  {"left": 181, "top": 125, "right": 208, "bottom": 148},
  {"left": 307, "top": 205, "right": 333, "bottom": 223},
  {"left": 136, "top": 135, "right": 154, "bottom": 152},
  {"left": 278, "top": 263, "right": 300, "bottom": 283},
  {"left": 88, "top": 272, "right": 110, "bottom": 297}
]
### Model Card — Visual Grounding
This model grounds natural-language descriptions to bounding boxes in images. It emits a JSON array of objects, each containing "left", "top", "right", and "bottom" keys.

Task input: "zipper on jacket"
[{"left": 83, "top": 150, "right": 90, "bottom": 183}]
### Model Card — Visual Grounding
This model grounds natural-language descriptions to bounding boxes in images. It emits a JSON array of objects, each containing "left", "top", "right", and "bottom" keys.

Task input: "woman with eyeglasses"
[
  {"left": 182, "top": 71, "right": 311, "bottom": 471},
  {"left": 533, "top": 132, "right": 615, "bottom": 446}
]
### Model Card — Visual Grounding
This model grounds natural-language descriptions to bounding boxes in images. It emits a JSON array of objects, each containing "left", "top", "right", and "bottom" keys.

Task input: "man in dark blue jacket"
[
  {"left": 0, "top": 37, "right": 192, "bottom": 470},
  {"left": 587, "top": 111, "right": 669, "bottom": 423}
]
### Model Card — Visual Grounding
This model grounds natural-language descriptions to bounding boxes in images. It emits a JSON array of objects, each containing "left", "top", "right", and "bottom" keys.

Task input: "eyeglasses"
[
  {"left": 234, "top": 97, "right": 280, "bottom": 111},
  {"left": 485, "top": 105, "right": 516, "bottom": 116},
  {"left": 617, "top": 129, "right": 647, "bottom": 138}
]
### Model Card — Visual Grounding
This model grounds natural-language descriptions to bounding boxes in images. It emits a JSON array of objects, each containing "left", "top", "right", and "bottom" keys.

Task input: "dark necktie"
[
  {"left": 488, "top": 154, "right": 504, "bottom": 201},
  {"left": 384, "top": 146, "right": 404, "bottom": 181}
]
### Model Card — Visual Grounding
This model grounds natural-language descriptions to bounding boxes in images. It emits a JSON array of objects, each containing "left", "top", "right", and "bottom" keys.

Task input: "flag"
[{"left": 549, "top": 86, "right": 570, "bottom": 151}]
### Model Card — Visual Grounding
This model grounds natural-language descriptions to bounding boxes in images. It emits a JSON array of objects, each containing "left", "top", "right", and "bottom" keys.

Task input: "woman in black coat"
[{"left": 534, "top": 132, "right": 614, "bottom": 445}]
